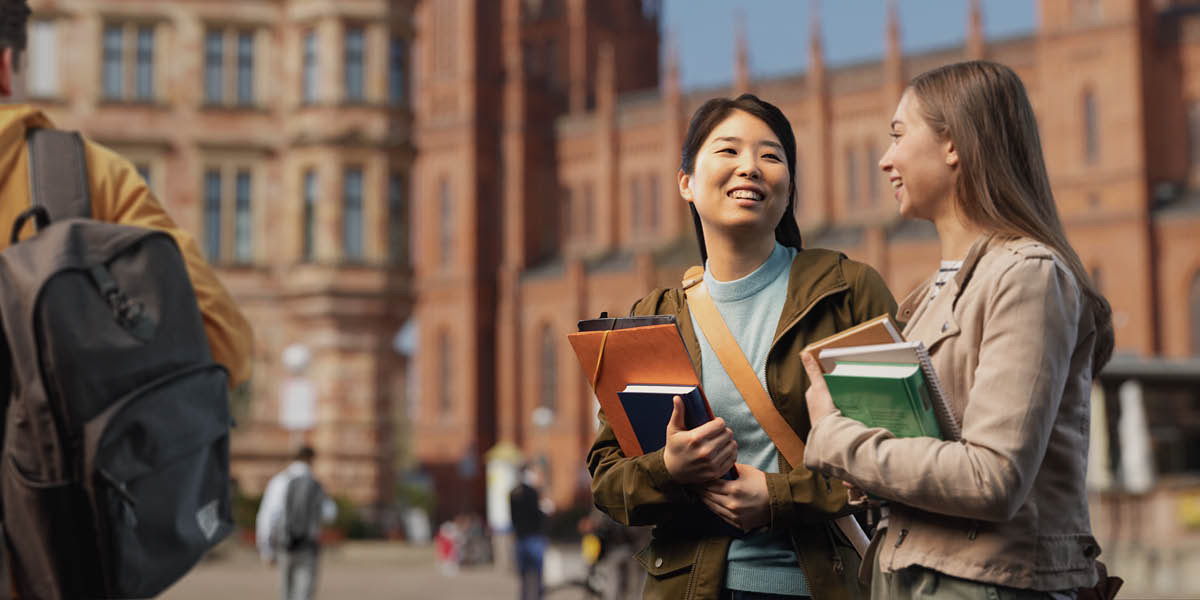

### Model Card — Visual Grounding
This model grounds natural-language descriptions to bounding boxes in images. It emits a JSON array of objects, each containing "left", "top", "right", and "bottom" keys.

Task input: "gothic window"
[
  {"left": 102, "top": 25, "right": 123, "bottom": 99},
  {"left": 344, "top": 27, "right": 365, "bottom": 102},
  {"left": 135, "top": 26, "right": 154, "bottom": 100},
  {"left": 540, "top": 325, "right": 557, "bottom": 419},
  {"left": 234, "top": 170, "right": 253, "bottom": 264},
  {"left": 204, "top": 170, "right": 222, "bottom": 262},
  {"left": 343, "top": 167, "right": 364, "bottom": 261},
  {"left": 647, "top": 174, "right": 660, "bottom": 232},
  {"left": 439, "top": 330, "right": 453, "bottom": 418},
  {"left": 630, "top": 177, "right": 643, "bottom": 233},
  {"left": 389, "top": 172, "right": 408, "bottom": 264},
  {"left": 205, "top": 29, "right": 223, "bottom": 104},
  {"left": 303, "top": 31, "right": 318, "bottom": 104},
  {"left": 1083, "top": 89, "right": 1099, "bottom": 164},
  {"left": 439, "top": 178, "right": 454, "bottom": 269},
  {"left": 1191, "top": 272, "right": 1200, "bottom": 356},
  {"left": 868, "top": 145, "right": 880, "bottom": 207},
  {"left": 582, "top": 182, "right": 594, "bottom": 238},
  {"left": 846, "top": 147, "right": 860, "bottom": 210},
  {"left": 237, "top": 32, "right": 255, "bottom": 106},
  {"left": 794, "top": 155, "right": 803, "bottom": 213},
  {"left": 390, "top": 37, "right": 408, "bottom": 106},
  {"left": 302, "top": 170, "right": 317, "bottom": 262}
]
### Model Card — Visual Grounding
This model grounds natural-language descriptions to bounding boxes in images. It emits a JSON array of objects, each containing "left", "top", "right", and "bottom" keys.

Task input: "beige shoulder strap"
[{"left": 682, "top": 266, "right": 869, "bottom": 556}]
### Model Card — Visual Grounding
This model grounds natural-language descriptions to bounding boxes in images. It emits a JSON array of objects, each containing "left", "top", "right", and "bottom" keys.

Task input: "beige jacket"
[{"left": 805, "top": 235, "right": 1100, "bottom": 591}]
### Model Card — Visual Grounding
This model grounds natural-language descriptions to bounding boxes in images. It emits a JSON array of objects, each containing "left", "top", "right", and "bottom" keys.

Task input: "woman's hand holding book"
[{"left": 663, "top": 396, "right": 738, "bottom": 484}]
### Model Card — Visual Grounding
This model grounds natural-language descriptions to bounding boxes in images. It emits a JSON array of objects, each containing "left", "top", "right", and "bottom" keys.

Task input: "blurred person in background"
[
  {"left": 510, "top": 463, "right": 554, "bottom": 600},
  {"left": 257, "top": 445, "right": 338, "bottom": 600}
]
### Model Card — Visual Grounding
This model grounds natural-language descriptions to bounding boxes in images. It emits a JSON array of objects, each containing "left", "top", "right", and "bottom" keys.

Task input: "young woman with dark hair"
[
  {"left": 587, "top": 94, "right": 896, "bottom": 600},
  {"left": 802, "top": 61, "right": 1115, "bottom": 599}
]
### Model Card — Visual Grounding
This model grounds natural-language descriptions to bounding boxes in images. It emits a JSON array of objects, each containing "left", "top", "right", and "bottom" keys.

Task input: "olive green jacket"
[{"left": 586, "top": 248, "right": 898, "bottom": 600}]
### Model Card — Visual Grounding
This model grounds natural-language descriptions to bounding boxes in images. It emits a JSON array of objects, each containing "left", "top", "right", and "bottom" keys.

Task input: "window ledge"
[
  {"left": 199, "top": 102, "right": 271, "bottom": 114},
  {"left": 97, "top": 98, "right": 170, "bottom": 109}
]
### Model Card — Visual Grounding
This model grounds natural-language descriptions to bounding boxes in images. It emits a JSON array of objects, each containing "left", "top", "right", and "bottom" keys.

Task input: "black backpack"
[
  {"left": 0, "top": 130, "right": 235, "bottom": 599},
  {"left": 281, "top": 472, "right": 325, "bottom": 551}
]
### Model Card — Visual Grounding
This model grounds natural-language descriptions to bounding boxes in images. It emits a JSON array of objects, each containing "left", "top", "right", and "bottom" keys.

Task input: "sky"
[{"left": 661, "top": 0, "right": 1037, "bottom": 91}]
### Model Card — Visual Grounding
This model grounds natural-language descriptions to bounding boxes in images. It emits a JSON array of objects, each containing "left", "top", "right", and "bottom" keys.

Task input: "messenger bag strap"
[
  {"left": 26, "top": 129, "right": 92, "bottom": 221},
  {"left": 682, "top": 266, "right": 869, "bottom": 557}
]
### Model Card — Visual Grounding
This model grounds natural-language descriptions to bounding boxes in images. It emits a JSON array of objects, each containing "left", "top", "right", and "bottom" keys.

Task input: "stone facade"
[{"left": 24, "top": 0, "right": 416, "bottom": 513}]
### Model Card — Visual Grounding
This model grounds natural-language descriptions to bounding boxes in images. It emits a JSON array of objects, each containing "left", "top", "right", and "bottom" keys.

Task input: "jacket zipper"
[
  {"left": 768, "top": 283, "right": 849, "bottom": 600},
  {"left": 761, "top": 282, "right": 849, "bottom": 421},
  {"left": 684, "top": 542, "right": 702, "bottom": 600}
]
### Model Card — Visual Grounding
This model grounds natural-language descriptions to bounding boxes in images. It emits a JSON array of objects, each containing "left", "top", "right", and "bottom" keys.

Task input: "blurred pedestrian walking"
[
  {"left": 256, "top": 445, "right": 338, "bottom": 600},
  {"left": 510, "top": 463, "right": 554, "bottom": 600}
]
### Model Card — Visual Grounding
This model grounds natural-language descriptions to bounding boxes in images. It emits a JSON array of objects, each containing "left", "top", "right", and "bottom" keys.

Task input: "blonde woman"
[{"left": 801, "top": 61, "right": 1114, "bottom": 599}]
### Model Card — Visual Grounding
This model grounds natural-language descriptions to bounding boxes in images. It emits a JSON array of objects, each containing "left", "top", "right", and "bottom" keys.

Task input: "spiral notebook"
[{"left": 817, "top": 341, "right": 961, "bottom": 441}]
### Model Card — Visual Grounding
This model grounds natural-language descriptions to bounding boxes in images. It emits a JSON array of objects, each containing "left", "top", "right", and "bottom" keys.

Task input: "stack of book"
[{"left": 804, "top": 315, "right": 961, "bottom": 441}]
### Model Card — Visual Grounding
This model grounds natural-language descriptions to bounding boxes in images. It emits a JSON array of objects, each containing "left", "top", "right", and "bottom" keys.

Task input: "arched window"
[
  {"left": 1190, "top": 272, "right": 1200, "bottom": 356},
  {"left": 439, "top": 177, "right": 454, "bottom": 269},
  {"left": 302, "top": 169, "right": 317, "bottom": 262},
  {"left": 539, "top": 325, "right": 557, "bottom": 418},
  {"left": 868, "top": 145, "right": 881, "bottom": 207},
  {"left": 1083, "top": 89, "right": 1099, "bottom": 164},
  {"left": 647, "top": 174, "right": 660, "bottom": 233},
  {"left": 794, "top": 155, "right": 803, "bottom": 214},
  {"left": 845, "top": 147, "right": 860, "bottom": 210},
  {"left": 439, "top": 330, "right": 453, "bottom": 418}
]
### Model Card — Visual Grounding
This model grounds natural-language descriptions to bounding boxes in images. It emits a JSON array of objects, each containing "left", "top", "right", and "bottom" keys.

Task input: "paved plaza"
[
  {"left": 157, "top": 535, "right": 1200, "bottom": 600},
  {"left": 158, "top": 538, "right": 595, "bottom": 600}
]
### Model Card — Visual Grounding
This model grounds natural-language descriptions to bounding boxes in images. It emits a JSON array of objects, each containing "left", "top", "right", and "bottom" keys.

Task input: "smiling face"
[
  {"left": 879, "top": 91, "right": 959, "bottom": 222},
  {"left": 679, "top": 109, "right": 791, "bottom": 242}
]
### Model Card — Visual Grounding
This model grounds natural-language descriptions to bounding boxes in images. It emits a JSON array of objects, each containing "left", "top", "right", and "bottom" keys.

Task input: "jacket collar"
[
  {"left": 675, "top": 248, "right": 850, "bottom": 376},
  {"left": 897, "top": 233, "right": 996, "bottom": 321}
]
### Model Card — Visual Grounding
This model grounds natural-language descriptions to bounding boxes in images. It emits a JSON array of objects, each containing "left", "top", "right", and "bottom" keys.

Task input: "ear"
[
  {"left": 944, "top": 138, "right": 959, "bottom": 168},
  {"left": 0, "top": 48, "right": 13, "bottom": 98},
  {"left": 678, "top": 169, "right": 694, "bottom": 203}
]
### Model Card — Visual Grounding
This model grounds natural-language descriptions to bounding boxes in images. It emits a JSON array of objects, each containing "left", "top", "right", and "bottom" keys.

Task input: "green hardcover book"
[{"left": 823, "top": 361, "right": 944, "bottom": 439}]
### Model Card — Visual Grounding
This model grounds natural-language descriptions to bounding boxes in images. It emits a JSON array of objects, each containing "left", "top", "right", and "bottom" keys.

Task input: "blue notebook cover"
[{"left": 616, "top": 384, "right": 736, "bottom": 480}]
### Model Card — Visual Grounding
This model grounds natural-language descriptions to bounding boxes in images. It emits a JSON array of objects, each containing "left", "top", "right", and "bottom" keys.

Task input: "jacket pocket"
[
  {"left": 636, "top": 537, "right": 700, "bottom": 599},
  {"left": 1034, "top": 533, "right": 1101, "bottom": 574},
  {"left": 635, "top": 537, "right": 698, "bottom": 577},
  {"left": 924, "top": 313, "right": 961, "bottom": 353}
]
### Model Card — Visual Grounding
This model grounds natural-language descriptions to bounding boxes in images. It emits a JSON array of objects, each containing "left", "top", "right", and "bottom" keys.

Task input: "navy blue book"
[{"left": 616, "top": 384, "right": 736, "bottom": 480}]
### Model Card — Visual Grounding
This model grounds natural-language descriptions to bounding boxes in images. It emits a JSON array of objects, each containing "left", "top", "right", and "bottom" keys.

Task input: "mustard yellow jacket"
[
  {"left": 587, "top": 249, "right": 897, "bottom": 600},
  {"left": 0, "top": 105, "right": 253, "bottom": 387}
]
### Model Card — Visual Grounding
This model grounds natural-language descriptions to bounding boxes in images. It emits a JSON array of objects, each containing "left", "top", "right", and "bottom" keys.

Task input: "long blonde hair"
[{"left": 909, "top": 60, "right": 1114, "bottom": 370}]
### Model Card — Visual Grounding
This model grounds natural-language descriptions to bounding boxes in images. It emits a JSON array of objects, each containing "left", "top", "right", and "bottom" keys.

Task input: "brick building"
[{"left": 410, "top": 0, "right": 1200, "bottom": 528}]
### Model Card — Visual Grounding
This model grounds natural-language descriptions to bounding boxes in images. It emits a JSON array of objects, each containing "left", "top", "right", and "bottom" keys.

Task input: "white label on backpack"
[{"left": 196, "top": 499, "right": 220, "bottom": 541}]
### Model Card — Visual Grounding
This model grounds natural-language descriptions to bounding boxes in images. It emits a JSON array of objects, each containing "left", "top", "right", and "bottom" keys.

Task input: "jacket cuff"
[
  {"left": 640, "top": 448, "right": 680, "bottom": 494},
  {"left": 804, "top": 409, "right": 844, "bottom": 473},
  {"left": 765, "top": 471, "right": 795, "bottom": 530}
]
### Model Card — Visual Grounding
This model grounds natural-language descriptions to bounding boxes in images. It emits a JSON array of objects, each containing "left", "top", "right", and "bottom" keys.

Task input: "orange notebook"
[
  {"left": 801, "top": 314, "right": 903, "bottom": 372},
  {"left": 568, "top": 317, "right": 712, "bottom": 457}
]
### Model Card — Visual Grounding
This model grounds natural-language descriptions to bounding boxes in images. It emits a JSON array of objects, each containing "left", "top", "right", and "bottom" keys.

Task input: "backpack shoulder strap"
[
  {"left": 682, "top": 267, "right": 870, "bottom": 557},
  {"left": 26, "top": 129, "right": 92, "bottom": 221}
]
